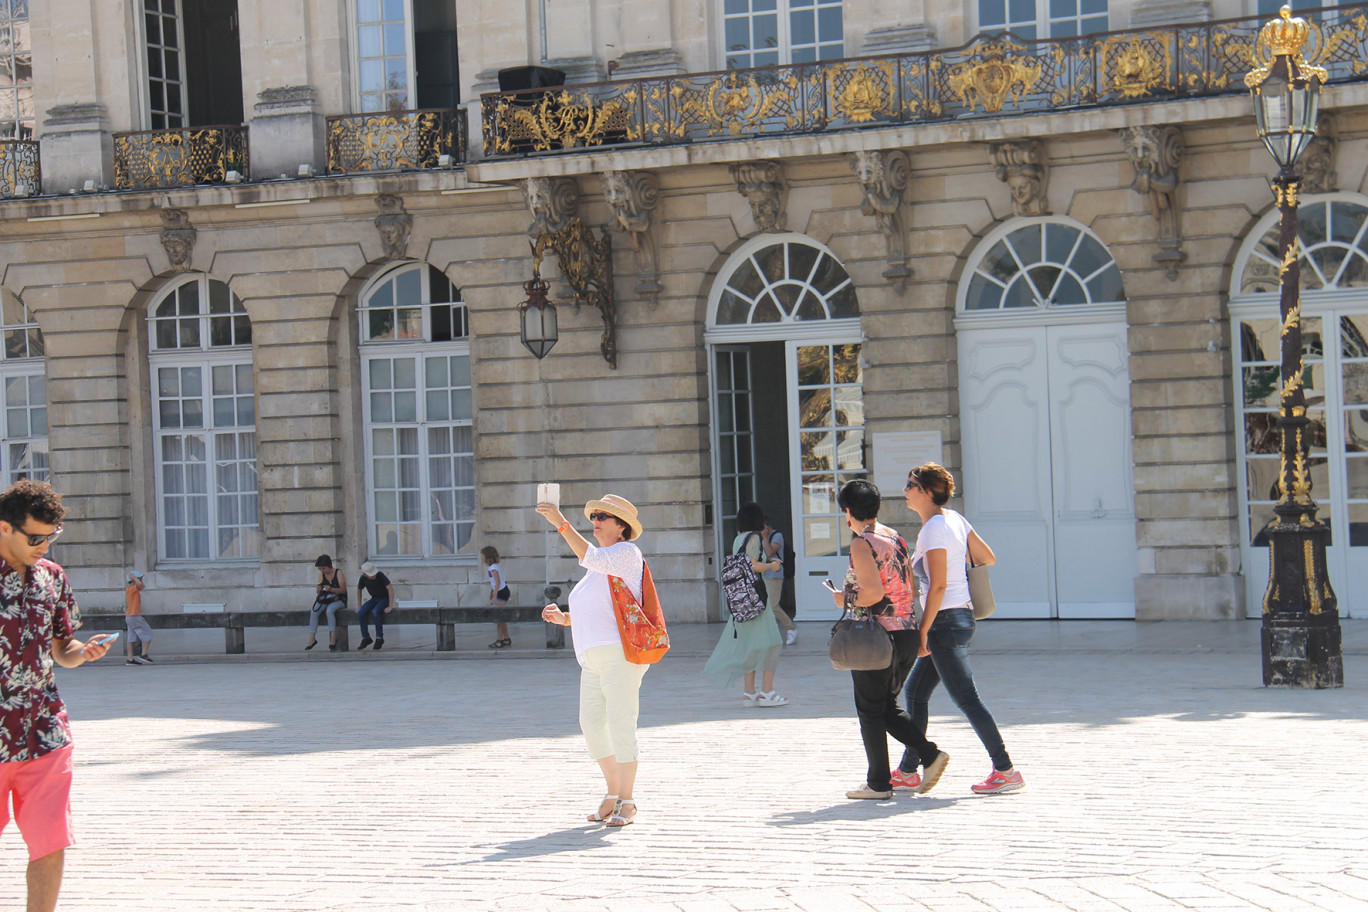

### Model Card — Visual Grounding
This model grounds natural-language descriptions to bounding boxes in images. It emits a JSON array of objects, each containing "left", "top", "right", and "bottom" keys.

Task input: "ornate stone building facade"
[{"left": 1, "top": 0, "right": 1366, "bottom": 621}]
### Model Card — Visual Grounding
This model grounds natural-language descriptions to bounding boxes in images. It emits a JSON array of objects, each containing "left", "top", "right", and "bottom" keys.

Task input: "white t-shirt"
[
  {"left": 567, "top": 541, "right": 644, "bottom": 664},
  {"left": 911, "top": 510, "right": 973, "bottom": 609},
  {"left": 487, "top": 563, "right": 506, "bottom": 594}
]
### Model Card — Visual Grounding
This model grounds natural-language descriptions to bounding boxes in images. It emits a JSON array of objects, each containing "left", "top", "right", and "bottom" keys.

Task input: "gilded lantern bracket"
[{"left": 532, "top": 218, "right": 618, "bottom": 369}]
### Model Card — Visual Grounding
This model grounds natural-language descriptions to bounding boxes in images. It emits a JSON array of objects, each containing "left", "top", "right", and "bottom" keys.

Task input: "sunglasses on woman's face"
[{"left": 588, "top": 512, "right": 614, "bottom": 522}]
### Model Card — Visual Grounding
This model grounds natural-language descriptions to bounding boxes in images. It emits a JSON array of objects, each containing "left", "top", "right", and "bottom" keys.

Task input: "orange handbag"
[{"left": 608, "top": 562, "right": 670, "bottom": 664}]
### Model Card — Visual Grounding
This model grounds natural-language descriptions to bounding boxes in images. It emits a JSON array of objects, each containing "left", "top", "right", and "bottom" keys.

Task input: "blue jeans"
[
  {"left": 359, "top": 597, "right": 389, "bottom": 638},
  {"left": 900, "top": 607, "right": 1012, "bottom": 773}
]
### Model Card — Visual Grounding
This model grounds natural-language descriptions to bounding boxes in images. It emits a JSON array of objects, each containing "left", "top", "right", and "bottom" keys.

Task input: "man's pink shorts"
[{"left": 0, "top": 744, "right": 75, "bottom": 860}]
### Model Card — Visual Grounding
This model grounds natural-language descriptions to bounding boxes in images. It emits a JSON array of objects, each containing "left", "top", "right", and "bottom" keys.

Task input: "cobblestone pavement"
[{"left": 8, "top": 620, "right": 1367, "bottom": 911}]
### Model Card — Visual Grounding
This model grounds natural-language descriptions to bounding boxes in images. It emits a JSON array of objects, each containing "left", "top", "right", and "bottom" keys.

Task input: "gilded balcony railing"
[
  {"left": 482, "top": 3, "right": 1368, "bottom": 156},
  {"left": 0, "top": 140, "right": 40, "bottom": 198},
  {"left": 112, "top": 125, "right": 249, "bottom": 190},
  {"left": 325, "top": 108, "right": 466, "bottom": 173}
]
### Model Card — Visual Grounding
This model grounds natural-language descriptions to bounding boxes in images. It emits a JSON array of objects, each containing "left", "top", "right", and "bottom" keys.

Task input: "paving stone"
[{"left": 1, "top": 620, "right": 1363, "bottom": 911}]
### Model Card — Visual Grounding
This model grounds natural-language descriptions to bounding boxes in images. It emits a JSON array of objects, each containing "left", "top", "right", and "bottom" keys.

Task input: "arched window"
[
  {"left": 712, "top": 237, "right": 859, "bottom": 327},
  {"left": 960, "top": 218, "right": 1125, "bottom": 313},
  {"left": 1237, "top": 197, "right": 1368, "bottom": 294},
  {"left": 0, "top": 290, "right": 46, "bottom": 483},
  {"left": 148, "top": 275, "right": 258, "bottom": 561},
  {"left": 360, "top": 262, "right": 472, "bottom": 558}
]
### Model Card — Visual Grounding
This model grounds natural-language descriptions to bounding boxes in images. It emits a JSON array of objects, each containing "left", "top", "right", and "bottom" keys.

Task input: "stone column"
[
  {"left": 239, "top": 2, "right": 324, "bottom": 178},
  {"left": 613, "top": 0, "right": 681, "bottom": 78}
]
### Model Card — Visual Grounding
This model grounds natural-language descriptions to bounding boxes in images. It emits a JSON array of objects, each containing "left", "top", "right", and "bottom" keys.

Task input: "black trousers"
[{"left": 851, "top": 628, "right": 937, "bottom": 791}]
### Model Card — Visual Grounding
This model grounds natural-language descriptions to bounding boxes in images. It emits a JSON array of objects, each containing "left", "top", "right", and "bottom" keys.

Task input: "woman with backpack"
[{"left": 703, "top": 502, "right": 788, "bottom": 707}]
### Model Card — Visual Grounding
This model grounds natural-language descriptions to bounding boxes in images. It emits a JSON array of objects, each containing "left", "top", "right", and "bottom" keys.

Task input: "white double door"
[{"left": 958, "top": 319, "right": 1137, "bottom": 618}]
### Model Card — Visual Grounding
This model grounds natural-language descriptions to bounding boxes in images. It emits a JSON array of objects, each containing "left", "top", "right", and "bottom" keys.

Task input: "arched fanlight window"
[
  {"left": 147, "top": 275, "right": 258, "bottom": 561},
  {"left": 1238, "top": 198, "right": 1368, "bottom": 294},
  {"left": 713, "top": 237, "right": 860, "bottom": 326},
  {"left": 961, "top": 219, "right": 1125, "bottom": 312},
  {"left": 0, "top": 289, "right": 47, "bottom": 483},
  {"left": 359, "top": 262, "right": 473, "bottom": 558}
]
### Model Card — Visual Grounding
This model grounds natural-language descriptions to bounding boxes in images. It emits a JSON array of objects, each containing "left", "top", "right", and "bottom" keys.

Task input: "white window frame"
[
  {"left": 148, "top": 274, "right": 258, "bottom": 564},
  {"left": 0, "top": 2, "right": 33, "bottom": 140},
  {"left": 719, "top": 0, "right": 845, "bottom": 70},
  {"left": 138, "top": 0, "right": 188, "bottom": 129},
  {"left": 0, "top": 289, "right": 46, "bottom": 484},
  {"left": 956, "top": 216, "right": 1127, "bottom": 328},
  {"left": 349, "top": 0, "right": 416, "bottom": 113},
  {"left": 975, "top": 0, "right": 1109, "bottom": 40},
  {"left": 359, "top": 262, "right": 474, "bottom": 561}
]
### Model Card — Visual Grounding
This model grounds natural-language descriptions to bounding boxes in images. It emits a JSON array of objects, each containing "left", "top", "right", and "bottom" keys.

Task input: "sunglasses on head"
[
  {"left": 16, "top": 524, "right": 62, "bottom": 547},
  {"left": 588, "top": 512, "right": 615, "bottom": 522}
]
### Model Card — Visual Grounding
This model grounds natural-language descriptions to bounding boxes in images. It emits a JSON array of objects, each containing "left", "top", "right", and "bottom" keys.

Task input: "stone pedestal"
[
  {"left": 860, "top": 24, "right": 939, "bottom": 56},
  {"left": 1130, "top": 0, "right": 1211, "bottom": 27},
  {"left": 611, "top": 49, "right": 683, "bottom": 80},
  {"left": 249, "top": 86, "right": 324, "bottom": 180},
  {"left": 40, "top": 103, "right": 111, "bottom": 194}
]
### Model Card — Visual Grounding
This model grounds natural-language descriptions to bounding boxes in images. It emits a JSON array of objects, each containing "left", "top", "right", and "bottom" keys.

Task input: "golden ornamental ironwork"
[
  {"left": 0, "top": 141, "right": 40, "bottom": 198},
  {"left": 326, "top": 109, "right": 464, "bottom": 173},
  {"left": 495, "top": 90, "right": 632, "bottom": 153},
  {"left": 476, "top": 3, "right": 1368, "bottom": 157},
  {"left": 944, "top": 37, "right": 1044, "bottom": 114},
  {"left": 1100, "top": 33, "right": 1173, "bottom": 97},
  {"left": 532, "top": 218, "right": 617, "bottom": 368},
  {"left": 112, "top": 126, "right": 248, "bottom": 191}
]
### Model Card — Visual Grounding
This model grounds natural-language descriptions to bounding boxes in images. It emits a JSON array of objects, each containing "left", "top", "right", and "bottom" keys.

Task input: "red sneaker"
[
  {"left": 889, "top": 768, "right": 922, "bottom": 791},
  {"left": 971, "top": 767, "right": 1025, "bottom": 794}
]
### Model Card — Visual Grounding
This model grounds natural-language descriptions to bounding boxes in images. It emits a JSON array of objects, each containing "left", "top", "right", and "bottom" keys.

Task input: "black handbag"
[{"left": 828, "top": 594, "right": 894, "bottom": 672}]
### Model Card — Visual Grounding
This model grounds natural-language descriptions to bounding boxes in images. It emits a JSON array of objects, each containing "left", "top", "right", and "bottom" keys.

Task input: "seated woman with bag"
[
  {"left": 832, "top": 480, "right": 937, "bottom": 800},
  {"left": 305, "top": 554, "right": 347, "bottom": 652}
]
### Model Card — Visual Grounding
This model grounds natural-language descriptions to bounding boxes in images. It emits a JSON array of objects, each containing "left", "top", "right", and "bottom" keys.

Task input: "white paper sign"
[{"left": 872, "top": 431, "right": 943, "bottom": 497}]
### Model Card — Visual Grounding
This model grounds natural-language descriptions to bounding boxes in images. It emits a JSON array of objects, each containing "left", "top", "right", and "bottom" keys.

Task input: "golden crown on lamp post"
[{"left": 1245, "top": 5, "right": 1328, "bottom": 168}]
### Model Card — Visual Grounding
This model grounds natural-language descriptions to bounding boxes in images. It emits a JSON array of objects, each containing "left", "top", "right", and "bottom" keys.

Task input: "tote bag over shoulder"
[{"left": 609, "top": 561, "right": 670, "bottom": 664}]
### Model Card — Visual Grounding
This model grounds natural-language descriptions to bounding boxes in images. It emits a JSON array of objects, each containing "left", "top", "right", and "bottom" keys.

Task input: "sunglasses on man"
[{"left": 15, "top": 524, "right": 62, "bottom": 547}]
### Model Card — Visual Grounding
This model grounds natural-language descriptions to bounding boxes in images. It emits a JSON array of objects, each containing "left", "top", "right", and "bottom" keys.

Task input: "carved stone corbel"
[
  {"left": 848, "top": 150, "right": 912, "bottom": 290},
  {"left": 1301, "top": 113, "right": 1338, "bottom": 194},
  {"left": 373, "top": 194, "right": 413, "bottom": 259},
  {"left": 1120, "top": 125, "right": 1185, "bottom": 279},
  {"left": 730, "top": 161, "right": 786, "bottom": 234},
  {"left": 990, "top": 141, "right": 1049, "bottom": 217},
  {"left": 159, "top": 209, "right": 197, "bottom": 273},
  {"left": 599, "top": 170, "right": 662, "bottom": 304},
  {"left": 523, "top": 176, "right": 579, "bottom": 239}
]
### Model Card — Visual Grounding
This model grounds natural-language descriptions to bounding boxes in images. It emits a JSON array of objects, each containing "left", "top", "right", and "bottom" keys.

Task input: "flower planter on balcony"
[
  {"left": 325, "top": 108, "right": 466, "bottom": 174},
  {"left": 0, "top": 140, "right": 40, "bottom": 198},
  {"left": 112, "top": 125, "right": 249, "bottom": 191}
]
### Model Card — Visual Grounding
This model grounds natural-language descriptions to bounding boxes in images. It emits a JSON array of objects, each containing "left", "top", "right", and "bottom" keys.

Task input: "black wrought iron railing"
[
  {"left": 112, "top": 125, "right": 249, "bottom": 190},
  {"left": 481, "top": 3, "right": 1368, "bottom": 156},
  {"left": 0, "top": 140, "right": 40, "bottom": 198},
  {"left": 325, "top": 108, "right": 467, "bottom": 173}
]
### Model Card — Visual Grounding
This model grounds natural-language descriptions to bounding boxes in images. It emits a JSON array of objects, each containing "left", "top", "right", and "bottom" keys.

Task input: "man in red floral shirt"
[{"left": 0, "top": 480, "right": 112, "bottom": 912}]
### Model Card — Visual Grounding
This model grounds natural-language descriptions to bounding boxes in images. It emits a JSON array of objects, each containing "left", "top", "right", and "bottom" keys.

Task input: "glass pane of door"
[
  {"left": 714, "top": 348, "right": 756, "bottom": 536},
  {"left": 791, "top": 341, "right": 864, "bottom": 614}
]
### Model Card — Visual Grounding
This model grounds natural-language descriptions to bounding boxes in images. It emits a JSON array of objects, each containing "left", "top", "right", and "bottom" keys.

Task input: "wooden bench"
[{"left": 76, "top": 605, "right": 565, "bottom": 654}]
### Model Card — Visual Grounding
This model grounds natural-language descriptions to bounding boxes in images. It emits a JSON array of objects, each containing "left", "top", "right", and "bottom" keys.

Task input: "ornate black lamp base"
[
  {"left": 1261, "top": 523, "right": 1343, "bottom": 688},
  {"left": 1262, "top": 615, "right": 1343, "bottom": 688}
]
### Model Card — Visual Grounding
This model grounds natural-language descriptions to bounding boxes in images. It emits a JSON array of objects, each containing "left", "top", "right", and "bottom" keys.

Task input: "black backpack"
[{"left": 720, "top": 532, "right": 767, "bottom": 624}]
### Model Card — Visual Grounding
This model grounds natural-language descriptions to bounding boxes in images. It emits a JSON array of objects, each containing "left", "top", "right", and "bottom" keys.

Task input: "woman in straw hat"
[{"left": 536, "top": 493, "right": 649, "bottom": 828}]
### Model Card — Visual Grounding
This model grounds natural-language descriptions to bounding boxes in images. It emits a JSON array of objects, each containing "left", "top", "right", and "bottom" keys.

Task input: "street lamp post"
[{"left": 1245, "top": 5, "right": 1343, "bottom": 688}]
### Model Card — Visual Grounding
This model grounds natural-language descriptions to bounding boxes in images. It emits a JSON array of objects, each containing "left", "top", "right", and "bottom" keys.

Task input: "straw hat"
[
  {"left": 360, "top": 562, "right": 378, "bottom": 576},
  {"left": 583, "top": 494, "right": 643, "bottom": 541}
]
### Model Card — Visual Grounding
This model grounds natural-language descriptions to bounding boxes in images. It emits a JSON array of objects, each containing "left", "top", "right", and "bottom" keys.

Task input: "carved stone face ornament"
[
  {"left": 159, "top": 209, "right": 197, "bottom": 273},
  {"left": 730, "top": 161, "right": 786, "bottom": 235},
  {"left": 990, "top": 141, "right": 1049, "bottom": 217},
  {"left": 373, "top": 194, "right": 413, "bottom": 260}
]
